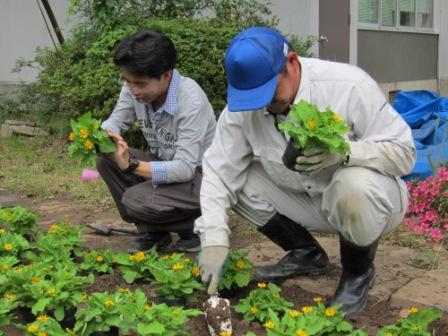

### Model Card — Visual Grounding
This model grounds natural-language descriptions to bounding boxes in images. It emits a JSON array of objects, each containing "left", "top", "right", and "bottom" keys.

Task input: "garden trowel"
[
  {"left": 86, "top": 222, "right": 137, "bottom": 235},
  {"left": 203, "top": 293, "right": 232, "bottom": 336}
]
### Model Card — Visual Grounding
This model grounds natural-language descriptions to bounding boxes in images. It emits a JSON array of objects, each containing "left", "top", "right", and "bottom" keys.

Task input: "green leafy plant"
[
  {"left": 0, "top": 231, "right": 30, "bottom": 258},
  {"left": 219, "top": 250, "right": 253, "bottom": 291},
  {"left": 73, "top": 289, "right": 139, "bottom": 335},
  {"left": 115, "top": 250, "right": 158, "bottom": 284},
  {"left": 80, "top": 248, "right": 115, "bottom": 274},
  {"left": 377, "top": 307, "right": 443, "bottom": 336},
  {"left": 68, "top": 112, "right": 116, "bottom": 166},
  {"left": 149, "top": 252, "right": 204, "bottom": 302},
  {"left": 234, "top": 282, "right": 293, "bottom": 323},
  {"left": 19, "top": 315, "right": 67, "bottom": 336},
  {"left": 0, "top": 295, "right": 20, "bottom": 331},
  {"left": 278, "top": 99, "right": 350, "bottom": 156},
  {"left": 137, "top": 302, "right": 203, "bottom": 336},
  {"left": 0, "top": 206, "right": 38, "bottom": 236}
]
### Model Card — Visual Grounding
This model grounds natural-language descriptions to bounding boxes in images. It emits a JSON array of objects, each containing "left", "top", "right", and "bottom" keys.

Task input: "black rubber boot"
[
  {"left": 330, "top": 234, "right": 379, "bottom": 316},
  {"left": 128, "top": 232, "right": 172, "bottom": 253},
  {"left": 253, "top": 213, "right": 329, "bottom": 282}
]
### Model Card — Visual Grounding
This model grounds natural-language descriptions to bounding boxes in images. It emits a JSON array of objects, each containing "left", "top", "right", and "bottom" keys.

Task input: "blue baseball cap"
[{"left": 224, "top": 27, "right": 290, "bottom": 112}]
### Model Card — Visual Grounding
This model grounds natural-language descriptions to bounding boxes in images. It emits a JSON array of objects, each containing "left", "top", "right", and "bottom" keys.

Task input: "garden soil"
[{"left": 2, "top": 191, "right": 448, "bottom": 335}]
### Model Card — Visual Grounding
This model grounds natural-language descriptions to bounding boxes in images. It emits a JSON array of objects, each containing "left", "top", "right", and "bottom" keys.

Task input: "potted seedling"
[
  {"left": 234, "top": 282, "right": 293, "bottom": 323},
  {"left": 79, "top": 249, "right": 115, "bottom": 275},
  {"left": 68, "top": 112, "right": 116, "bottom": 166},
  {"left": 149, "top": 252, "right": 204, "bottom": 306},
  {"left": 278, "top": 99, "right": 350, "bottom": 170},
  {"left": 115, "top": 250, "right": 158, "bottom": 284},
  {"left": 218, "top": 250, "right": 253, "bottom": 298}
]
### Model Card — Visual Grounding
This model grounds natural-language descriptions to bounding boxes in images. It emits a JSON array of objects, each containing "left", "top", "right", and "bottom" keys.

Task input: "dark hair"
[{"left": 113, "top": 29, "right": 177, "bottom": 78}]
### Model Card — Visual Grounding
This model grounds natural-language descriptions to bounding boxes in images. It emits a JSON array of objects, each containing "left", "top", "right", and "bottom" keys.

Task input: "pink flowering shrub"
[{"left": 405, "top": 167, "right": 448, "bottom": 241}]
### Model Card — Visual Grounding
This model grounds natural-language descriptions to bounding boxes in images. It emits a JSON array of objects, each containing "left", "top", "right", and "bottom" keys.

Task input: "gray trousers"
[
  {"left": 233, "top": 162, "right": 407, "bottom": 246},
  {"left": 96, "top": 148, "right": 201, "bottom": 234}
]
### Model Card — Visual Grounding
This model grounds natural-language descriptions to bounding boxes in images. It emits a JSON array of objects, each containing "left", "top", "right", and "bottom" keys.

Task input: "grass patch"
[{"left": 0, "top": 135, "right": 113, "bottom": 211}]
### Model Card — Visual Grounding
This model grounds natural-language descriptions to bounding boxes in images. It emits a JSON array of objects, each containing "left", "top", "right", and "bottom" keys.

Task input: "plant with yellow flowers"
[
  {"left": 219, "top": 250, "right": 253, "bottom": 293},
  {"left": 114, "top": 249, "right": 159, "bottom": 284},
  {"left": 234, "top": 282, "right": 293, "bottom": 323},
  {"left": 68, "top": 112, "right": 116, "bottom": 166},
  {"left": 278, "top": 99, "right": 350, "bottom": 169},
  {"left": 19, "top": 315, "right": 67, "bottom": 336},
  {"left": 0, "top": 206, "right": 38, "bottom": 237},
  {"left": 79, "top": 248, "right": 115, "bottom": 274},
  {"left": 0, "top": 293, "right": 20, "bottom": 331},
  {"left": 148, "top": 252, "right": 204, "bottom": 302},
  {"left": 0, "top": 231, "right": 30, "bottom": 258},
  {"left": 377, "top": 306, "right": 442, "bottom": 336}
]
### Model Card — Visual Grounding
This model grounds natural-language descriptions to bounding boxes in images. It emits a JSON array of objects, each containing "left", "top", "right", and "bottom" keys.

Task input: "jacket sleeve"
[
  {"left": 101, "top": 86, "right": 136, "bottom": 134},
  {"left": 346, "top": 75, "right": 416, "bottom": 176},
  {"left": 194, "top": 108, "right": 253, "bottom": 247}
]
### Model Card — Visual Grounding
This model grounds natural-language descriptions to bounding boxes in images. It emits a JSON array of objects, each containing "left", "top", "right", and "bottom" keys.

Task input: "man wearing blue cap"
[{"left": 195, "top": 27, "right": 416, "bottom": 316}]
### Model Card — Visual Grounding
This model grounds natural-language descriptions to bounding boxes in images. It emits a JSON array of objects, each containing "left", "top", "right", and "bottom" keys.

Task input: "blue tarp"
[{"left": 393, "top": 90, "right": 448, "bottom": 180}]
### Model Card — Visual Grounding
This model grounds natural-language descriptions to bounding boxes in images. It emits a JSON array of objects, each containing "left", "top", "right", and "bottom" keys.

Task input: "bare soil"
[{"left": 3, "top": 192, "right": 448, "bottom": 336}]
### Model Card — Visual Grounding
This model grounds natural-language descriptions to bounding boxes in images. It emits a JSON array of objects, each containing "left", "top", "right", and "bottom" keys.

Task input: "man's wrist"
[{"left": 122, "top": 155, "right": 140, "bottom": 173}]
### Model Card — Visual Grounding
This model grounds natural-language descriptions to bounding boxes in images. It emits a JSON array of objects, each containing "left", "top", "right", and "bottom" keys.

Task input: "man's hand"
[
  {"left": 295, "top": 148, "right": 342, "bottom": 176},
  {"left": 199, "top": 246, "right": 229, "bottom": 295},
  {"left": 106, "top": 130, "right": 130, "bottom": 170}
]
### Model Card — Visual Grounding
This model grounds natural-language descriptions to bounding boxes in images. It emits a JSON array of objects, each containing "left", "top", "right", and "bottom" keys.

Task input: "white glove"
[
  {"left": 199, "top": 246, "right": 229, "bottom": 295},
  {"left": 295, "top": 148, "right": 342, "bottom": 176}
]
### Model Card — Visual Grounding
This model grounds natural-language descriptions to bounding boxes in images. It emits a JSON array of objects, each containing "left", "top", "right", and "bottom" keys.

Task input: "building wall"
[
  {"left": 0, "top": 0, "right": 71, "bottom": 88},
  {"left": 438, "top": 0, "right": 448, "bottom": 95},
  {"left": 358, "top": 30, "right": 438, "bottom": 83}
]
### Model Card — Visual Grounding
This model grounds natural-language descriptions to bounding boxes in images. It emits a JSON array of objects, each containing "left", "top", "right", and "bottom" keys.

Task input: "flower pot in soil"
[
  {"left": 91, "top": 326, "right": 119, "bottom": 336},
  {"left": 17, "top": 306, "right": 35, "bottom": 323},
  {"left": 282, "top": 138, "right": 302, "bottom": 171},
  {"left": 157, "top": 295, "right": 187, "bottom": 307}
]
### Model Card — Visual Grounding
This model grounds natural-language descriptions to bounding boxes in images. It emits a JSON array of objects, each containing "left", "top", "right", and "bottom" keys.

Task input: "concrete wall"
[
  {"left": 358, "top": 30, "right": 438, "bottom": 83},
  {"left": 270, "top": 0, "right": 319, "bottom": 56},
  {"left": 438, "top": 0, "right": 448, "bottom": 95},
  {"left": 0, "top": 0, "right": 71, "bottom": 87}
]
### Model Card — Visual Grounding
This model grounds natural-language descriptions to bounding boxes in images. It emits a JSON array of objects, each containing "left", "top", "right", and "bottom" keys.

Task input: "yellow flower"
[
  {"left": 183, "top": 258, "right": 191, "bottom": 263},
  {"left": 313, "top": 296, "right": 322, "bottom": 303},
  {"left": 69, "top": 132, "right": 75, "bottom": 141},
  {"left": 38, "top": 333, "right": 47, "bottom": 336},
  {"left": 128, "top": 255, "right": 135, "bottom": 261},
  {"left": 172, "top": 263, "right": 184, "bottom": 271},
  {"left": 65, "top": 328, "right": 75, "bottom": 335},
  {"left": 169, "top": 252, "right": 177, "bottom": 259},
  {"left": 96, "top": 256, "right": 104, "bottom": 263},
  {"left": 83, "top": 139, "right": 94, "bottom": 150},
  {"left": 161, "top": 255, "right": 170, "bottom": 260},
  {"left": 332, "top": 113, "right": 342, "bottom": 122},
  {"left": 119, "top": 287, "right": 129, "bottom": 293},
  {"left": 3, "top": 243, "right": 12, "bottom": 251},
  {"left": 386, "top": 333, "right": 395, "bottom": 336},
  {"left": 2, "top": 263, "right": 10, "bottom": 272},
  {"left": 144, "top": 304, "right": 152, "bottom": 311},
  {"left": 249, "top": 306, "right": 258, "bottom": 314},
  {"left": 191, "top": 266, "right": 201, "bottom": 277},
  {"left": 37, "top": 315, "right": 49, "bottom": 322},
  {"left": 79, "top": 128, "right": 89, "bottom": 139},
  {"left": 302, "top": 306, "right": 313, "bottom": 313},
  {"left": 408, "top": 307, "right": 419, "bottom": 314},
  {"left": 296, "top": 330, "right": 308, "bottom": 336},
  {"left": 172, "top": 308, "right": 181, "bottom": 316},
  {"left": 220, "top": 332, "right": 232, "bottom": 336},
  {"left": 289, "top": 310, "right": 300, "bottom": 317},
  {"left": 307, "top": 119, "right": 317, "bottom": 128},
  {"left": 235, "top": 260, "right": 245, "bottom": 269},
  {"left": 133, "top": 251, "right": 145, "bottom": 261},
  {"left": 31, "top": 276, "right": 42, "bottom": 283},
  {"left": 325, "top": 307, "right": 336, "bottom": 317},
  {"left": 0, "top": 228, "right": 5, "bottom": 235},
  {"left": 13, "top": 266, "right": 23, "bottom": 273},
  {"left": 48, "top": 288, "right": 56, "bottom": 296},
  {"left": 48, "top": 224, "right": 58, "bottom": 234},
  {"left": 104, "top": 299, "right": 115, "bottom": 307},
  {"left": 5, "top": 293, "right": 15, "bottom": 301},
  {"left": 257, "top": 282, "right": 267, "bottom": 289},
  {"left": 27, "top": 324, "right": 39, "bottom": 333},
  {"left": 264, "top": 320, "right": 275, "bottom": 329}
]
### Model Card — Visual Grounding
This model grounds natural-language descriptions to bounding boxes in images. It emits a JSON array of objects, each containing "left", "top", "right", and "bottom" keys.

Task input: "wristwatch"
[{"left": 123, "top": 155, "right": 140, "bottom": 173}]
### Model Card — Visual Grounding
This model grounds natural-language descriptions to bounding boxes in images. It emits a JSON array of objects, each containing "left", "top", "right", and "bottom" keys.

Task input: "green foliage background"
[{"left": 4, "top": 0, "right": 316, "bottom": 131}]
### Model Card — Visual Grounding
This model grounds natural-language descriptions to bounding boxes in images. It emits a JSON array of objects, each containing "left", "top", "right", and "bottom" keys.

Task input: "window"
[{"left": 358, "top": 0, "right": 434, "bottom": 30}]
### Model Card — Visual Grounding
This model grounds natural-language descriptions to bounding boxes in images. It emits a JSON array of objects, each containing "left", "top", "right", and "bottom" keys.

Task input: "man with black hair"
[
  {"left": 98, "top": 29, "right": 216, "bottom": 253},
  {"left": 196, "top": 27, "right": 415, "bottom": 316}
]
